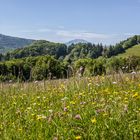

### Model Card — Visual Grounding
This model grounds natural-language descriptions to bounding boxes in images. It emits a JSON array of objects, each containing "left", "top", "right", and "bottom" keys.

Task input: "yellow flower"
[
  {"left": 36, "top": 115, "right": 47, "bottom": 120},
  {"left": 75, "top": 136, "right": 81, "bottom": 140},
  {"left": 103, "top": 113, "right": 108, "bottom": 117},
  {"left": 27, "top": 107, "right": 32, "bottom": 110},
  {"left": 70, "top": 101, "right": 75, "bottom": 105},
  {"left": 132, "top": 93, "right": 138, "bottom": 98},
  {"left": 92, "top": 102, "right": 96, "bottom": 105},
  {"left": 18, "top": 128, "right": 22, "bottom": 131},
  {"left": 91, "top": 117, "right": 97, "bottom": 124}
]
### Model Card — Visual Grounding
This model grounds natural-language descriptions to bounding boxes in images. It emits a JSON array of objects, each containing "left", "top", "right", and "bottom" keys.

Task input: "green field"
[
  {"left": 0, "top": 74, "right": 140, "bottom": 139},
  {"left": 118, "top": 44, "right": 140, "bottom": 57}
]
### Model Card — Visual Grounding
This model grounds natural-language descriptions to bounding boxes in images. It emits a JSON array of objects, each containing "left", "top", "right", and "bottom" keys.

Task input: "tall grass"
[{"left": 0, "top": 73, "right": 140, "bottom": 139}]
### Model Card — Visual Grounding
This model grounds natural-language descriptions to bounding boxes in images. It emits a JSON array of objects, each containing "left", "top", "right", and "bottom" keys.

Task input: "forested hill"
[
  {"left": 0, "top": 34, "right": 34, "bottom": 53},
  {"left": 7, "top": 40, "right": 67, "bottom": 60},
  {"left": 1, "top": 35, "right": 140, "bottom": 61},
  {"left": 3, "top": 40, "right": 104, "bottom": 61}
]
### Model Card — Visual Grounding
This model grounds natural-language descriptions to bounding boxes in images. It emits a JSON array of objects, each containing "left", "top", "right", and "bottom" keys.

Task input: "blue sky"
[{"left": 0, "top": 0, "right": 140, "bottom": 44}]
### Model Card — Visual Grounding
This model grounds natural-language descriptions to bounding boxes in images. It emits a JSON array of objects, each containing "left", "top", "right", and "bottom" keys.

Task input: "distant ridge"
[
  {"left": 65, "top": 39, "right": 89, "bottom": 46},
  {"left": 0, "top": 34, "right": 35, "bottom": 53}
]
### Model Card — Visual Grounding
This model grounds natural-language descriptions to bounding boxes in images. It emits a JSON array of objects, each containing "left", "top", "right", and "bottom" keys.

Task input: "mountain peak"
[{"left": 66, "top": 39, "right": 89, "bottom": 46}]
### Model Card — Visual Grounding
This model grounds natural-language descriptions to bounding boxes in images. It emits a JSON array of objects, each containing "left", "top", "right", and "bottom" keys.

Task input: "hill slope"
[
  {"left": 0, "top": 34, "right": 34, "bottom": 53},
  {"left": 117, "top": 44, "right": 140, "bottom": 57},
  {"left": 8, "top": 40, "right": 67, "bottom": 59}
]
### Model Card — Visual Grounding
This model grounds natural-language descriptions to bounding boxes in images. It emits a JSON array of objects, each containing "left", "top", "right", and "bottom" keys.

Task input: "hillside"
[
  {"left": 8, "top": 40, "right": 67, "bottom": 59},
  {"left": 2, "top": 40, "right": 103, "bottom": 61},
  {"left": 117, "top": 44, "right": 140, "bottom": 57},
  {"left": 0, "top": 34, "right": 34, "bottom": 53}
]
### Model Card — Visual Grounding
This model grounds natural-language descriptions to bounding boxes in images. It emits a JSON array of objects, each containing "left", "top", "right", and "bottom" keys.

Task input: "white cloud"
[
  {"left": 56, "top": 30, "right": 110, "bottom": 40},
  {"left": 124, "top": 33, "right": 135, "bottom": 36},
  {"left": 16, "top": 27, "right": 126, "bottom": 45}
]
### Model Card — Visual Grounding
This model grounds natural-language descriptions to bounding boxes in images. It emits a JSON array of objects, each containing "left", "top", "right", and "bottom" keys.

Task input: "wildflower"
[
  {"left": 70, "top": 101, "right": 75, "bottom": 105},
  {"left": 131, "top": 71, "right": 136, "bottom": 75},
  {"left": 34, "top": 80, "right": 38, "bottom": 84},
  {"left": 88, "top": 83, "right": 92, "bottom": 86},
  {"left": 31, "top": 113, "right": 35, "bottom": 116},
  {"left": 61, "top": 97, "right": 68, "bottom": 101},
  {"left": 96, "top": 84, "right": 100, "bottom": 86},
  {"left": 124, "top": 105, "right": 128, "bottom": 112},
  {"left": 75, "top": 114, "right": 82, "bottom": 120},
  {"left": 91, "top": 117, "right": 97, "bottom": 124},
  {"left": 37, "top": 96, "right": 40, "bottom": 99},
  {"left": 53, "top": 137, "right": 58, "bottom": 140},
  {"left": 92, "top": 102, "right": 96, "bottom": 105},
  {"left": 75, "top": 136, "right": 81, "bottom": 140},
  {"left": 18, "top": 128, "right": 22, "bottom": 131},
  {"left": 112, "top": 81, "right": 117, "bottom": 84},
  {"left": 132, "top": 93, "right": 138, "bottom": 98},
  {"left": 48, "top": 109, "right": 53, "bottom": 113},
  {"left": 124, "top": 100, "right": 128, "bottom": 103},
  {"left": 60, "top": 84, "right": 65, "bottom": 89},
  {"left": 63, "top": 107, "right": 68, "bottom": 112},
  {"left": 96, "top": 109, "right": 104, "bottom": 114},
  {"left": 36, "top": 114, "right": 47, "bottom": 120},
  {"left": 9, "top": 80, "right": 13, "bottom": 83},
  {"left": 103, "top": 113, "right": 108, "bottom": 117},
  {"left": 80, "top": 101, "right": 86, "bottom": 105},
  {"left": 43, "top": 96, "right": 46, "bottom": 99},
  {"left": 27, "top": 107, "right": 32, "bottom": 110},
  {"left": 79, "top": 92, "right": 84, "bottom": 96},
  {"left": 125, "top": 77, "right": 129, "bottom": 81}
]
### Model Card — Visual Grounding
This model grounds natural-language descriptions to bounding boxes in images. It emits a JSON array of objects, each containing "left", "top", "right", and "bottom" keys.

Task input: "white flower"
[
  {"left": 48, "top": 109, "right": 53, "bottom": 113},
  {"left": 112, "top": 81, "right": 117, "bottom": 84},
  {"left": 61, "top": 97, "right": 68, "bottom": 101},
  {"left": 131, "top": 71, "right": 136, "bottom": 75},
  {"left": 34, "top": 80, "right": 38, "bottom": 83}
]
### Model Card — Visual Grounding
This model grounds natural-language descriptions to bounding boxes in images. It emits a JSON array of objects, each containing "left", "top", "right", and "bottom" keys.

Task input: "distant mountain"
[
  {"left": 0, "top": 34, "right": 35, "bottom": 53},
  {"left": 66, "top": 39, "right": 89, "bottom": 46}
]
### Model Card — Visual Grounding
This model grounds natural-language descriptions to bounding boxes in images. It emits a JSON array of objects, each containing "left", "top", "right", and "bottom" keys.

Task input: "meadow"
[
  {"left": 0, "top": 73, "right": 140, "bottom": 140},
  {"left": 117, "top": 44, "right": 140, "bottom": 58}
]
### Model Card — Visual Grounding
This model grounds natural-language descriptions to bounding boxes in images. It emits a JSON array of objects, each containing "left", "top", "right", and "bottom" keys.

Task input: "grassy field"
[
  {"left": 117, "top": 44, "right": 140, "bottom": 58},
  {"left": 0, "top": 74, "right": 140, "bottom": 140}
]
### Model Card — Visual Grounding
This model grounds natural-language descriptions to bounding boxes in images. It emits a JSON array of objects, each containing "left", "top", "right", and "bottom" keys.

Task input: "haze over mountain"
[{"left": 0, "top": 34, "right": 34, "bottom": 53}]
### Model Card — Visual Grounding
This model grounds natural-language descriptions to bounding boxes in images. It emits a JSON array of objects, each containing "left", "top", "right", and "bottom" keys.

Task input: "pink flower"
[{"left": 74, "top": 114, "right": 82, "bottom": 120}]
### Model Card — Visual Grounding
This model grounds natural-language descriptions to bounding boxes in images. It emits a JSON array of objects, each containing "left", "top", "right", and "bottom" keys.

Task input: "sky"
[{"left": 0, "top": 0, "right": 140, "bottom": 45}]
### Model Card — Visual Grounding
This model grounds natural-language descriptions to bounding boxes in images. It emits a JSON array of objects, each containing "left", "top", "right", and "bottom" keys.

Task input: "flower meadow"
[{"left": 0, "top": 74, "right": 140, "bottom": 140}]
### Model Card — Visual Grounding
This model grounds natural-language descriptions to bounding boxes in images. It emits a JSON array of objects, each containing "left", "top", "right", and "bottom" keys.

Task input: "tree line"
[{"left": 0, "top": 55, "right": 140, "bottom": 82}]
